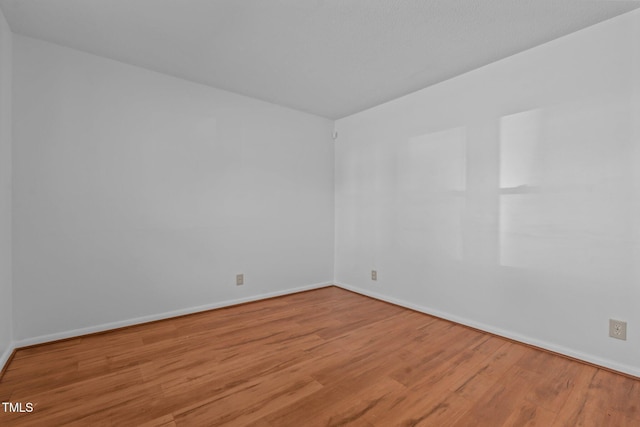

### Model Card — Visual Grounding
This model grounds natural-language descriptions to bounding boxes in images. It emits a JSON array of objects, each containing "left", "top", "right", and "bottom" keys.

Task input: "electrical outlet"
[
  {"left": 371, "top": 270, "right": 377, "bottom": 281},
  {"left": 236, "top": 274, "right": 244, "bottom": 286},
  {"left": 609, "top": 319, "right": 627, "bottom": 340}
]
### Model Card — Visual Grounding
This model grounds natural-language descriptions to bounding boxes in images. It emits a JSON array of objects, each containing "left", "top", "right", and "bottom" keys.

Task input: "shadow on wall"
[
  {"left": 393, "top": 94, "right": 637, "bottom": 286},
  {"left": 499, "top": 100, "right": 636, "bottom": 283}
]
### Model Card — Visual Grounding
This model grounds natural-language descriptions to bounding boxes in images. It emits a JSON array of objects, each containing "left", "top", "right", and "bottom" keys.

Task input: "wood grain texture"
[{"left": 1, "top": 286, "right": 639, "bottom": 426}]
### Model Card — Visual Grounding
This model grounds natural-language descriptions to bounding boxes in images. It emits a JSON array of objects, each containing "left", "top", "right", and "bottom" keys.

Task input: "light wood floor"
[{"left": 1, "top": 286, "right": 639, "bottom": 426}]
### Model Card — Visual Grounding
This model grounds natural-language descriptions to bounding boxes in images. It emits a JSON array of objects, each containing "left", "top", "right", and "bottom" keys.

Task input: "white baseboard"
[
  {"left": 14, "top": 281, "right": 333, "bottom": 348},
  {"left": 334, "top": 281, "right": 640, "bottom": 379},
  {"left": 0, "top": 341, "right": 15, "bottom": 375}
]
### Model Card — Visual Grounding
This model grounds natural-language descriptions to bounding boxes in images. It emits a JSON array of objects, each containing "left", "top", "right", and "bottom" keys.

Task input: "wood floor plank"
[
  {"left": 172, "top": 373, "right": 323, "bottom": 426},
  {"left": 585, "top": 369, "right": 640, "bottom": 420},
  {"left": 362, "top": 375, "right": 469, "bottom": 426},
  {"left": 452, "top": 365, "right": 539, "bottom": 427},
  {"left": 1, "top": 286, "right": 639, "bottom": 426},
  {"left": 137, "top": 414, "right": 176, "bottom": 427},
  {"left": 264, "top": 372, "right": 399, "bottom": 426},
  {"left": 502, "top": 400, "right": 557, "bottom": 426},
  {"left": 449, "top": 341, "right": 528, "bottom": 401}
]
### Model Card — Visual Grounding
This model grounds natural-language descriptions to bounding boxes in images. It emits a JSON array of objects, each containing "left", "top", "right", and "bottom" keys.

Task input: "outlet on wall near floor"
[
  {"left": 371, "top": 270, "right": 377, "bottom": 281},
  {"left": 609, "top": 319, "right": 627, "bottom": 340},
  {"left": 236, "top": 274, "right": 244, "bottom": 286}
]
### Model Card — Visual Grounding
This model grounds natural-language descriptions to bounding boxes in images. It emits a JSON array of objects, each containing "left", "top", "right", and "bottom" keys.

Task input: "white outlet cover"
[{"left": 609, "top": 319, "right": 627, "bottom": 340}]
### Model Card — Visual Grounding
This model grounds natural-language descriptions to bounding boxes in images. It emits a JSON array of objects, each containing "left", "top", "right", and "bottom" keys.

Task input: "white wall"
[
  {"left": 335, "top": 10, "right": 640, "bottom": 376},
  {"left": 12, "top": 35, "right": 334, "bottom": 343},
  {"left": 0, "top": 7, "right": 12, "bottom": 367}
]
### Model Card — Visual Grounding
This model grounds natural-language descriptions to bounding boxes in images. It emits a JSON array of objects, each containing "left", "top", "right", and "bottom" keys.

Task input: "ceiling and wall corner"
[{"left": 0, "top": 0, "right": 639, "bottom": 119}]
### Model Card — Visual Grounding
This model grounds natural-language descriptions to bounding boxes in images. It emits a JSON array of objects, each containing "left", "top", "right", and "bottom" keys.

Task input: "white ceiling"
[{"left": 1, "top": 1, "right": 639, "bottom": 119}]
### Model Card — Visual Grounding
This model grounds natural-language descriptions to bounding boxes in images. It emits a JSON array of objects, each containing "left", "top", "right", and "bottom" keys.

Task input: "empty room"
[{"left": 1, "top": 1, "right": 640, "bottom": 425}]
